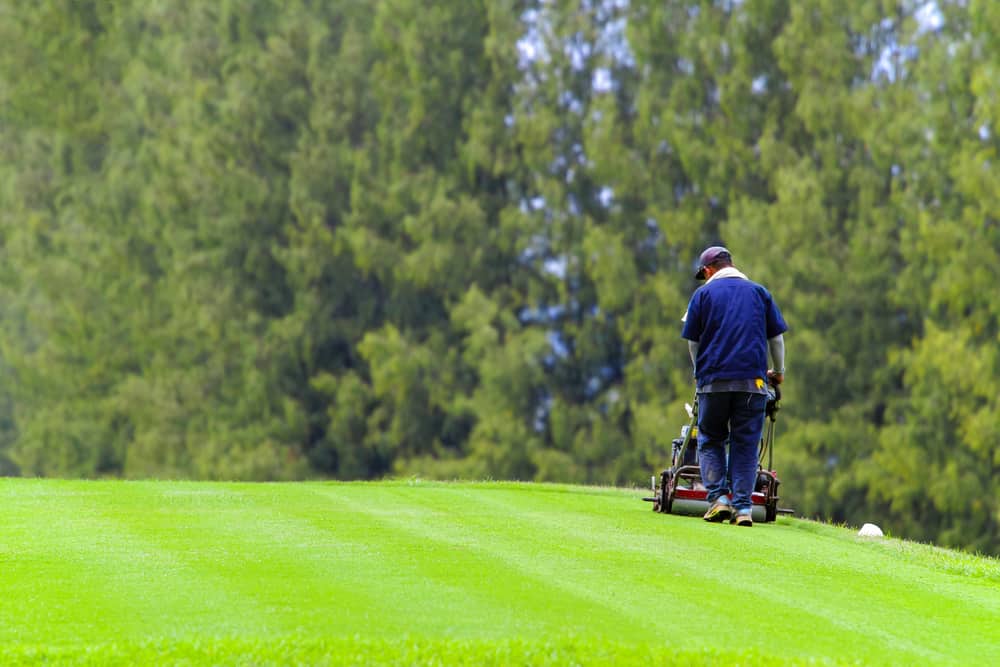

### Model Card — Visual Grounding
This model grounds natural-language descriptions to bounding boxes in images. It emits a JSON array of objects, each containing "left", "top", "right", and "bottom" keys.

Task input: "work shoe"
[
  {"left": 703, "top": 497, "right": 733, "bottom": 523},
  {"left": 731, "top": 509, "right": 753, "bottom": 527}
]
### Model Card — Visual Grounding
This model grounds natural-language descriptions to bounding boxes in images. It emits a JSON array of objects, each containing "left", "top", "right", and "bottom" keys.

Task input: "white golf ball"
[{"left": 858, "top": 523, "right": 883, "bottom": 537}]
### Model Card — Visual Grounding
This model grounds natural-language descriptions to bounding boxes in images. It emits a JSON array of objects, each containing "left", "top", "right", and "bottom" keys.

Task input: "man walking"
[{"left": 681, "top": 246, "right": 787, "bottom": 526}]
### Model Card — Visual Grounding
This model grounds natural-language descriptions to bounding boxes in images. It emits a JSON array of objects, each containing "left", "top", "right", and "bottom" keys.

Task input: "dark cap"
[{"left": 694, "top": 246, "right": 731, "bottom": 279}]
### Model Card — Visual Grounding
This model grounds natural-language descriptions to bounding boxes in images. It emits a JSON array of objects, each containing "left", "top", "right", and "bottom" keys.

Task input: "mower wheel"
[{"left": 652, "top": 470, "right": 671, "bottom": 512}]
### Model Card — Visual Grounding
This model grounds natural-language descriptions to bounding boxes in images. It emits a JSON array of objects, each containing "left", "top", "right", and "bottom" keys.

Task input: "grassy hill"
[{"left": 1, "top": 479, "right": 997, "bottom": 666}]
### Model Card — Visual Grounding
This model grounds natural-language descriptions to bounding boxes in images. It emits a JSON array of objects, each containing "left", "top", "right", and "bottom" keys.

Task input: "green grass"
[{"left": 1, "top": 479, "right": 997, "bottom": 665}]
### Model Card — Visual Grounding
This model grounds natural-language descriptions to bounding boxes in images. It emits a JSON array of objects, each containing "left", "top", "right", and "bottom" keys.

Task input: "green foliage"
[{"left": 1, "top": 1, "right": 999, "bottom": 553}]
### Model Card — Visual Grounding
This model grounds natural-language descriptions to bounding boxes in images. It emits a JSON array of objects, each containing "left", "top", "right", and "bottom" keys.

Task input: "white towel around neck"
[
  {"left": 681, "top": 267, "right": 750, "bottom": 322},
  {"left": 704, "top": 266, "right": 749, "bottom": 284}
]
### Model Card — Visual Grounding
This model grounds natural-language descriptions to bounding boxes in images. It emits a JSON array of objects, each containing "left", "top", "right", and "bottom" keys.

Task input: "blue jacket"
[{"left": 681, "top": 276, "right": 787, "bottom": 388}]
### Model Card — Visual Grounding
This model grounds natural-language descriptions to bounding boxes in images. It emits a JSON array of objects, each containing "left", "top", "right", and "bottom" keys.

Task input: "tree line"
[{"left": 1, "top": 0, "right": 998, "bottom": 555}]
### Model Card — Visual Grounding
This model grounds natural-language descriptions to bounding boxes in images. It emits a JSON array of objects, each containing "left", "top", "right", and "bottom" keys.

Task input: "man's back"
[{"left": 682, "top": 277, "right": 785, "bottom": 386}]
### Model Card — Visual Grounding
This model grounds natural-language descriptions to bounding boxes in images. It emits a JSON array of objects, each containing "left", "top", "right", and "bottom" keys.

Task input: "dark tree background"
[{"left": 2, "top": 1, "right": 998, "bottom": 554}]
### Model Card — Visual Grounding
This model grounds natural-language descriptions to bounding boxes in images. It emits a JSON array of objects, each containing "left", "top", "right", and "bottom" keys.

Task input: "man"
[{"left": 681, "top": 246, "right": 787, "bottom": 526}]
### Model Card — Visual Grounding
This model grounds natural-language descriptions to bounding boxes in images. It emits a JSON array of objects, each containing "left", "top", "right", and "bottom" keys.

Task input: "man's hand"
[{"left": 767, "top": 370, "right": 784, "bottom": 386}]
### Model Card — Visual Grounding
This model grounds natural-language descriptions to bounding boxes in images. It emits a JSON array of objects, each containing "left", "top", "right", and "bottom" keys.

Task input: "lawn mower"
[{"left": 643, "top": 383, "right": 792, "bottom": 522}]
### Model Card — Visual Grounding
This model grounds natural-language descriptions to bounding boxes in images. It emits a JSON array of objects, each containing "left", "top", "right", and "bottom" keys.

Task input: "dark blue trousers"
[{"left": 696, "top": 392, "right": 767, "bottom": 511}]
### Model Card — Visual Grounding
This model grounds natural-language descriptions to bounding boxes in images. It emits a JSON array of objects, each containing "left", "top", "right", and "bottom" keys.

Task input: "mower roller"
[{"left": 643, "top": 383, "right": 792, "bottom": 522}]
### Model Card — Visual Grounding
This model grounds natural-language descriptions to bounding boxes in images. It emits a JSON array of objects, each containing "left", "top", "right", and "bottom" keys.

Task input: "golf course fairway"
[{"left": 1, "top": 479, "right": 997, "bottom": 665}]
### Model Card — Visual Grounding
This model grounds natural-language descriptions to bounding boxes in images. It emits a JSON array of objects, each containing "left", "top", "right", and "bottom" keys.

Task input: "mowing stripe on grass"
[
  {"left": 344, "top": 484, "right": 960, "bottom": 662},
  {"left": 1, "top": 479, "right": 997, "bottom": 666}
]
